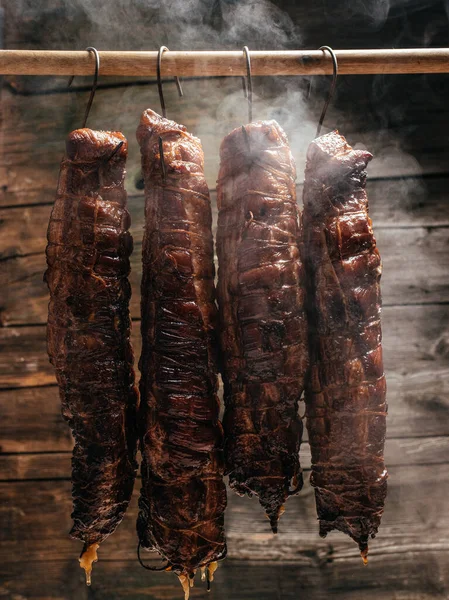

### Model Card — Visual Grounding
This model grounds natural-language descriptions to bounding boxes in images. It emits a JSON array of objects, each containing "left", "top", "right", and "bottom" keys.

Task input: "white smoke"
[{"left": 6, "top": 0, "right": 438, "bottom": 189}]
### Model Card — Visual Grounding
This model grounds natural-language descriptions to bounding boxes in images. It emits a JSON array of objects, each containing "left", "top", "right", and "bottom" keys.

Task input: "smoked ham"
[
  {"left": 302, "top": 130, "right": 388, "bottom": 560},
  {"left": 137, "top": 109, "right": 226, "bottom": 597},
  {"left": 45, "top": 129, "right": 138, "bottom": 583},
  {"left": 216, "top": 121, "right": 308, "bottom": 532}
]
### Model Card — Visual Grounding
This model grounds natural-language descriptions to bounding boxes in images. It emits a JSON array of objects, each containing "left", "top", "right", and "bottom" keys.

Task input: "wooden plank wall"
[{"left": 1, "top": 1, "right": 449, "bottom": 599}]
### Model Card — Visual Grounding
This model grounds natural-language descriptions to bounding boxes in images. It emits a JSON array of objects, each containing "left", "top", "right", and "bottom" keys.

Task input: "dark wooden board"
[
  {"left": 2, "top": 434, "right": 449, "bottom": 482},
  {"left": 2, "top": 551, "right": 449, "bottom": 600},
  {"left": 0, "top": 177, "right": 449, "bottom": 259},
  {"left": 365, "top": 175, "right": 449, "bottom": 227},
  {"left": 2, "top": 358, "right": 448, "bottom": 454},
  {"left": 2, "top": 77, "right": 449, "bottom": 212},
  {"left": 3, "top": 172, "right": 449, "bottom": 252},
  {"left": 1, "top": 221, "right": 448, "bottom": 325},
  {"left": 0, "top": 386, "right": 72, "bottom": 453},
  {"left": 3, "top": 0, "right": 449, "bottom": 186},
  {"left": 1, "top": 305, "right": 448, "bottom": 445},
  {"left": 1, "top": 304, "right": 447, "bottom": 387},
  {"left": 0, "top": 251, "right": 140, "bottom": 327},
  {"left": 1, "top": 464, "right": 448, "bottom": 564},
  {"left": 2, "top": 174, "right": 449, "bottom": 257},
  {"left": 0, "top": 324, "right": 142, "bottom": 389},
  {"left": 0, "top": 451, "right": 71, "bottom": 480},
  {"left": 377, "top": 226, "right": 449, "bottom": 306},
  {"left": 0, "top": 80, "right": 257, "bottom": 205}
]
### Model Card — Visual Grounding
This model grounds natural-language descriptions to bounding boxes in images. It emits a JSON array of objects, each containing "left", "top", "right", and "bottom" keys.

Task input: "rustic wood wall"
[{"left": 1, "top": 1, "right": 449, "bottom": 599}]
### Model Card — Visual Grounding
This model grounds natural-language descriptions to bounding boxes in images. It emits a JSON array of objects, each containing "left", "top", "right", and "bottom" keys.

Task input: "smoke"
[
  {"left": 322, "top": 0, "right": 391, "bottom": 31},
  {"left": 320, "top": 0, "right": 440, "bottom": 33},
  {"left": 6, "top": 0, "right": 445, "bottom": 193},
  {"left": 217, "top": 0, "right": 299, "bottom": 48},
  {"left": 8, "top": 0, "right": 301, "bottom": 51},
  {"left": 83, "top": 0, "right": 301, "bottom": 50},
  {"left": 193, "top": 80, "right": 317, "bottom": 183}
]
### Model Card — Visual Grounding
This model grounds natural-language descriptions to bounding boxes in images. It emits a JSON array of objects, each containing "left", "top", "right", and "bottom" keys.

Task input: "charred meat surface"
[
  {"left": 137, "top": 109, "right": 226, "bottom": 594},
  {"left": 216, "top": 121, "right": 308, "bottom": 532},
  {"left": 302, "top": 130, "right": 388, "bottom": 560},
  {"left": 45, "top": 129, "right": 138, "bottom": 583}
]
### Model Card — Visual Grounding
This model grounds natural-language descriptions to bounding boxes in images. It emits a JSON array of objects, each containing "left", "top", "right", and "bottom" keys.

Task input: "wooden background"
[{"left": 1, "top": 1, "right": 449, "bottom": 599}]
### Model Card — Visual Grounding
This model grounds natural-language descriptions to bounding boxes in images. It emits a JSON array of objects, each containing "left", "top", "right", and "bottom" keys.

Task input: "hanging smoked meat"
[
  {"left": 45, "top": 129, "right": 138, "bottom": 583},
  {"left": 302, "top": 130, "right": 388, "bottom": 561},
  {"left": 137, "top": 109, "right": 226, "bottom": 598},
  {"left": 216, "top": 121, "right": 308, "bottom": 532}
]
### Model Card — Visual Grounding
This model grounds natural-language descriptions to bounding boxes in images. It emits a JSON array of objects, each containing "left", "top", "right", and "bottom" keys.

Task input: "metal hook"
[
  {"left": 242, "top": 46, "right": 253, "bottom": 123},
  {"left": 287, "top": 473, "right": 304, "bottom": 497},
  {"left": 68, "top": 47, "right": 100, "bottom": 129},
  {"left": 157, "top": 46, "right": 183, "bottom": 118},
  {"left": 158, "top": 136, "right": 167, "bottom": 184},
  {"left": 106, "top": 140, "right": 124, "bottom": 163},
  {"left": 241, "top": 125, "right": 251, "bottom": 155},
  {"left": 137, "top": 542, "right": 170, "bottom": 572},
  {"left": 316, "top": 46, "right": 338, "bottom": 138}
]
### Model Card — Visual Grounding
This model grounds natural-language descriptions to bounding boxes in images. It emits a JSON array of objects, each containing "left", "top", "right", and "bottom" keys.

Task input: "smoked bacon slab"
[
  {"left": 302, "top": 130, "right": 388, "bottom": 561},
  {"left": 45, "top": 129, "right": 138, "bottom": 583},
  {"left": 216, "top": 121, "right": 308, "bottom": 532},
  {"left": 137, "top": 109, "right": 226, "bottom": 597}
]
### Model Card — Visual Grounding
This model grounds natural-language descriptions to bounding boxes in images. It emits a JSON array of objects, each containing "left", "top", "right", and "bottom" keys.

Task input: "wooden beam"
[{"left": 1, "top": 49, "right": 449, "bottom": 77}]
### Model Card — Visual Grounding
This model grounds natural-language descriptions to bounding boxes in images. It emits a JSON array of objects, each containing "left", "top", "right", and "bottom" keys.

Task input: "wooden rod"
[{"left": 1, "top": 49, "right": 449, "bottom": 77}]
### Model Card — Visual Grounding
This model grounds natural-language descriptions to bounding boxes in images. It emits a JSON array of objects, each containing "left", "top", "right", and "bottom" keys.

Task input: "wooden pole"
[{"left": 0, "top": 48, "right": 449, "bottom": 77}]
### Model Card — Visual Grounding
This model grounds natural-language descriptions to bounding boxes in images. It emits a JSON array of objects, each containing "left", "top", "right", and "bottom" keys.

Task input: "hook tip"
[{"left": 242, "top": 46, "right": 253, "bottom": 123}]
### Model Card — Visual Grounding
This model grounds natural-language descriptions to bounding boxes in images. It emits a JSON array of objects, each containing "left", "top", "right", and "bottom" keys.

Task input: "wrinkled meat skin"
[
  {"left": 45, "top": 129, "right": 138, "bottom": 547},
  {"left": 302, "top": 130, "right": 388, "bottom": 558},
  {"left": 137, "top": 109, "right": 226, "bottom": 576},
  {"left": 216, "top": 121, "right": 308, "bottom": 531}
]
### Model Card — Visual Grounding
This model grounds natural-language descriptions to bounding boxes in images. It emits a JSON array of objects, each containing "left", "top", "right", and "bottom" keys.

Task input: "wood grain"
[
  {"left": 1, "top": 303, "right": 448, "bottom": 451},
  {"left": 1, "top": 303, "right": 448, "bottom": 386},
  {"left": 366, "top": 175, "right": 449, "bottom": 227},
  {"left": 0, "top": 386, "right": 72, "bottom": 453},
  {"left": 2, "top": 79, "right": 449, "bottom": 213},
  {"left": 2, "top": 373, "right": 447, "bottom": 456},
  {"left": 2, "top": 435, "right": 449, "bottom": 481},
  {"left": 0, "top": 252, "right": 144, "bottom": 326},
  {"left": 0, "top": 325, "right": 142, "bottom": 389},
  {"left": 2, "top": 49, "right": 449, "bottom": 77},
  {"left": 1, "top": 4, "right": 449, "bottom": 599},
  {"left": 1, "top": 223, "right": 448, "bottom": 325},
  {"left": 1, "top": 464, "right": 448, "bottom": 564},
  {"left": 0, "top": 452, "right": 71, "bottom": 480},
  {"left": 1, "top": 370, "right": 449, "bottom": 450},
  {"left": 1, "top": 552, "right": 448, "bottom": 600},
  {"left": 3, "top": 174, "right": 448, "bottom": 256}
]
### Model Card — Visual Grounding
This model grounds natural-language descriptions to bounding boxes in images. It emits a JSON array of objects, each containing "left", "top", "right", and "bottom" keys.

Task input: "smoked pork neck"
[
  {"left": 302, "top": 130, "right": 388, "bottom": 560},
  {"left": 45, "top": 129, "right": 138, "bottom": 583},
  {"left": 216, "top": 120, "right": 309, "bottom": 532},
  {"left": 137, "top": 109, "right": 226, "bottom": 597}
]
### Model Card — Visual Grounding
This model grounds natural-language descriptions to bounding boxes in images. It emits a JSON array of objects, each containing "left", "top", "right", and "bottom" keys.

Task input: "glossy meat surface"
[
  {"left": 216, "top": 121, "right": 308, "bottom": 531},
  {"left": 302, "top": 130, "right": 388, "bottom": 559},
  {"left": 45, "top": 129, "right": 138, "bottom": 562},
  {"left": 137, "top": 109, "right": 226, "bottom": 582}
]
